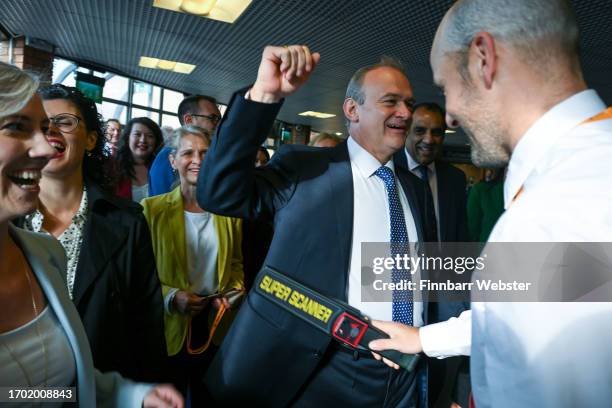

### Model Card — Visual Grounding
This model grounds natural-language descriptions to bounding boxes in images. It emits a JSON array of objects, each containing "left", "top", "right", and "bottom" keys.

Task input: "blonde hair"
[
  {"left": 0, "top": 62, "right": 39, "bottom": 118},
  {"left": 169, "top": 125, "right": 211, "bottom": 154},
  {"left": 309, "top": 132, "right": 342, "bottom": 147}
]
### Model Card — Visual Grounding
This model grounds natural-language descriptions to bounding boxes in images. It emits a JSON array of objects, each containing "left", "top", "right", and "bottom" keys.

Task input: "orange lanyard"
[
  {"left": 186, "top": 304, "right": 227, "bottom": 355},
  {"left": 511, "top": 107, "right": 612, "bottom": 205}
]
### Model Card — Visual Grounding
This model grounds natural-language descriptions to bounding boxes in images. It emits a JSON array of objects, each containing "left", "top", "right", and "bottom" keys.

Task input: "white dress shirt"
[
  {"left": 184, "top": 210, "right": 219, "bottom": 295},
  {"left": 419, "top": 90, "right": 612, "bottom": 408},
  {"left": 24, "top": 187, "right": 89, "bottom": 299},
  {"left": 346, "top": 137, "right": 423, "bottom": 327},
  {"left": 164, "top": 210, "right": 219, "bottom": 313}
]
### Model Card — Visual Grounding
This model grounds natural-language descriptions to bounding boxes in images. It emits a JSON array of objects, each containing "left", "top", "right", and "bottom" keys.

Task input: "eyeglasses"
[
  {"left": 48, "top": 113, "right": 82, "bottom": 133},
  {"left": 190, "top": 113, "right": 221, "bottom": 125}
]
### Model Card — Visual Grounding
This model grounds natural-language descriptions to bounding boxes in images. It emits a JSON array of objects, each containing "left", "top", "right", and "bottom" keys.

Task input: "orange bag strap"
[{"left": 186, "top": 304, "right": 227, "bottom": 355}]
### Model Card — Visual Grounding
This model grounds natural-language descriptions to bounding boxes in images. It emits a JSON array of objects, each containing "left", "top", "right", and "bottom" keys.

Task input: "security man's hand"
[
  {"left": 173, "top": 291, "right": 208, "bottom": 316},
  {"left": 368, "top": 320, "right": 423, "bottom": 370},
  {"left": 249, "top": 45, "right": 320, "bottom": 103},
  {"left": 142, "top": 384, "right": 184, "bottom": 408}
]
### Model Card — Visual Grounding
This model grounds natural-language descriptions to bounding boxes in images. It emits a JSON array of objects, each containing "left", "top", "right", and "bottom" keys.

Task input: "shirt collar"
[
  {"left": 26, "top": 186, "right": 89, "bottom": 231},
  {"left": 347, "top": 136, "right": 395, "bottom": 178},
  {"left": 504, "top": 89, "right": 606, "bottom": 209},
  {"left": 405, "top": 148, "right": 436, "bottom": 174},
  {"left": 74, "top": 185, "right": 89, "bottom": 222}
]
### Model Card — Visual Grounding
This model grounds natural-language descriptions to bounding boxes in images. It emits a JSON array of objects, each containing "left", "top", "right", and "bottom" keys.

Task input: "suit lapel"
[
  {"left": 395, "top": 149, "right": 426, "bottom": 242},
  {"left": 393, "top": 148, "right": 409, "bottom": 172},
  {"left": 166, "top": 188, "right": 187, "bottom": 273},
  {"left": 396, "top": 170, "right": 425, "bottom": 244},
  {"left": 73, "top": 211, "right": 127, "bottom": 306},
  {"left": 327, "top": 143, "right": 354, "bottom": 299},
  {"left": 213, "top": 215, "right": 230, "bottom": 289},
  {"left": 435, "top": 163, "right": 452, "bottom": 242}
]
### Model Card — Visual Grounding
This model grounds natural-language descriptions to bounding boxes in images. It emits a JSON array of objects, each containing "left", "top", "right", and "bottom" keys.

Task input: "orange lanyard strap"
[
  {"left": 511, "top": 107, "right": 612, "bottom": 206},
  {"left": 186, "top": 304, "right": 227, "bottom": 355},
  {"left": 581, "top": 107, "right": 612, "bottom": 124},
  {"left": 511, "top": 186, "right": 524, "bottom": 204}
]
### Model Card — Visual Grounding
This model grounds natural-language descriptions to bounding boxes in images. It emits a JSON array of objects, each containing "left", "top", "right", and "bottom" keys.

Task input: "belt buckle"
[{"left": 331, "top": 312, "right": 368, "bottom": 349}]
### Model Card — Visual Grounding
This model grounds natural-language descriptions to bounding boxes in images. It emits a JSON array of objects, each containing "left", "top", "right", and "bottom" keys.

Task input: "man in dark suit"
[
  {"left": 197, "top": 45, "right": 437, "bottom": 406},
  {"left": 394, "top": 103, "right": 470, "bottom": 407},
  {"left": 394, "top": 102, "right": 468, "bottom": 243}
]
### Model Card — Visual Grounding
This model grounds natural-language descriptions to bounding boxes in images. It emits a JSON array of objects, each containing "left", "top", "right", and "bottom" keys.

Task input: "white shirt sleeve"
[
  {"left": 419, "top": 310, "right": 472, "bottom": 358},
  {"left": 164, "top": 288, "right": 180, "bottom": 314}
]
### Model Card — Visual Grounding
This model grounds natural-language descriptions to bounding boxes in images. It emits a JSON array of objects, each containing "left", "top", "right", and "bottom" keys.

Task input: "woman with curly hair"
[
  {"left": 115, "top": 117, "right": 163, "bottom": 202},
  {"left": 19, "top": 84, "right": 167, "bottom": 383}
]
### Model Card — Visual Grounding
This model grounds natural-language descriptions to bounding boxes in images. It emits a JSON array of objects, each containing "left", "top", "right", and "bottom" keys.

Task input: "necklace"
[{"left": 0, "top": 255, "right": 48, "bottom": 387}]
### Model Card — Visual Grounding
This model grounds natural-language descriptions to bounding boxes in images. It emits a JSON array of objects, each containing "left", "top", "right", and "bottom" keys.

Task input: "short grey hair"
[
  {"left": 168, "top": 125, "right": 211, "bottom": 155},
  {"left": 440, "top": 0, "right": 580, "bottom": 79},
  {"left": 0, "top": 62, "right": 39, "bottom": 119},
  {"left": 344, "top": 56, "right": 405, "bottom": 130}
]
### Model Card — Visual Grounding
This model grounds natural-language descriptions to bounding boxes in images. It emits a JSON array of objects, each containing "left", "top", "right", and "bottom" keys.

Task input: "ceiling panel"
[{"left": 1, "top": 0, "right": 611, "bottom": 143}]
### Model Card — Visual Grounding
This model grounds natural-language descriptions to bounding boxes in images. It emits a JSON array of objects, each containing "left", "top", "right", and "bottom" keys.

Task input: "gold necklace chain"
[
  {"left": 23, "top": 266, "right": 48, "bottom": 387},
  {"left": 0, "top": 261, "right": 48, "bottom": 388}
]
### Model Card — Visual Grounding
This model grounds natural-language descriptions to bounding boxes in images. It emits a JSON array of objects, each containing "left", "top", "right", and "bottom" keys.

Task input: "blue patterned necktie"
[{"left": 374, "top": 166, "right": 413, "bottom": 325}]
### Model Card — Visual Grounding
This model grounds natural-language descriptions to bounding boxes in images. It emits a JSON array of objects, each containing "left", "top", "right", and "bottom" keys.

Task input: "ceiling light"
[
  {"left": 138, "top": 56, "right": 196, "bottom": 74},
  {"left": 153, "top": 0, "right": 252, "bottom": 23},
  {"left": 445, "top": 129, "right": 456, "bottom": 134},
  {"left": 156, "top": 60, "right": 176, "bottom": 70},
  {"left": 180, "top": 0, "right": 217, "bottom": 15},
  {"left": 173, "top": 63, "right": 196, "bottom": 74},
  {"left": 335, "top": 132, "right": 342, "bottom": 136},
  {"left": 138, "top": 56, "right": 159, "bottom": 69},
  {"left": 298, "top": 111, "right": 336, "bottom": 119}
]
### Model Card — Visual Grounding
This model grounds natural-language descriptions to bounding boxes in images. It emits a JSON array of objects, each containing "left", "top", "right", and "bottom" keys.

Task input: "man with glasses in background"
[{"left": 148, "top": 94, "right": 221, "bottom": 196}]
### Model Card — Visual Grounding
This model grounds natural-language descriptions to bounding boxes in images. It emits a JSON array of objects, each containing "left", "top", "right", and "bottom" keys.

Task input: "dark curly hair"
[
  {"left": 38, "top": 84, "right": 116, "bottom": 192},
  {"left": 116, "top": 117, "right": 163, "bottom": 181}
]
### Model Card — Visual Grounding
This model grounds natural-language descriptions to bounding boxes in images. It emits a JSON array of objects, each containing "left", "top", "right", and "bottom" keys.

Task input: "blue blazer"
[
  {"left": 197, "top": 90, "right": 437, "bottom": 405},
  {"left": 10, "top": 225, "right": 153, "bottom": 407}
]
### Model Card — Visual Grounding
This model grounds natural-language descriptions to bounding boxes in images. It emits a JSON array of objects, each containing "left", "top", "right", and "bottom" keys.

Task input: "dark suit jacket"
[
  {"left": 197, "top": 90, "right": 437, "bottom": 406},
  {"left": 18, "top": 182, "right": 167, "bottom": 382},
  {"left": 394, "top": 151, "right": 468, "bottom": 243}
]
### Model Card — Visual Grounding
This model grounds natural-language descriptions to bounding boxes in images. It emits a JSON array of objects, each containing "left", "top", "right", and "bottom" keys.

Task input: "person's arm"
[
  {"left": 369, "top": 310, "right": 472, "bottom": 369},
  {"left": 94, "top": 369, "right": 183, "bottom": 408},
  {"left": 196, "top": 45, "right": 320, "bottom": 221}
]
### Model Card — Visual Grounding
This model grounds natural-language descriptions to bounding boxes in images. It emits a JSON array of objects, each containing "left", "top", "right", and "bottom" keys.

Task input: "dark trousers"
[
  {"left": 167, "top": 313, "right": 218, "bottom": 408},
  {"left": 290, "top": 345, "right": 419, "bottom": 408}
]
